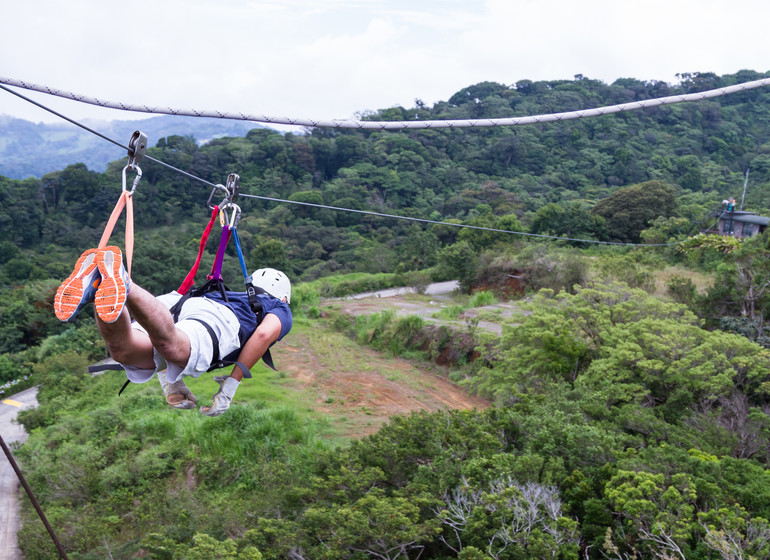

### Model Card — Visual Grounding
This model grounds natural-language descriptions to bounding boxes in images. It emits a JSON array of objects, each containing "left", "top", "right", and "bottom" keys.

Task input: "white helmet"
[{"left": 250, "top": 268, "right": 291, "bottom": 303}]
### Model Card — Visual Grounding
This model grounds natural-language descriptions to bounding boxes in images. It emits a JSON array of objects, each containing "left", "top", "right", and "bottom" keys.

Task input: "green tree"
[
  {"left": 0, "top": 279, "right": 64, "bottom": 353},
  {"left": 592, "top": 180, "right": 679, "bottom": 242},
  {"left": 145, "top": 532, "right": 263, "bottom": 560},
  {"left": 604, "top": 470, "right": 697, "bottom": 559},
  {"left": 687, "top": 233, "right": 770, "bottom": 341},
  {"left": 470, "top": 282, "right": 770, "bottom": 408},
  {"left": 300, "top": 488, "right": 440, "bottom": 559},
  {"left": 396, "top": 226, "right": 439, "bottom": 271},
  {"left": 248, "top": 238, "right": 292, "bottom": 274},
  {"left": 457, "top": 209, "right": 523, "bottom": 251},
  {"left": 530, "top": 201, "right": 606, "bottom": 241},
  {"left": 436, "top": 241, "right": 478, "bottom": 292}
]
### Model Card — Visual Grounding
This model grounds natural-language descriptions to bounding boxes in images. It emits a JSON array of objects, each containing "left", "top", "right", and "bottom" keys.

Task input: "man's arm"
[
  {"left": 230, "top": 313, "right": 283, "bottom": 381},
  {"left": 200, "top": 313, "right": 283, "bottom": 416}
]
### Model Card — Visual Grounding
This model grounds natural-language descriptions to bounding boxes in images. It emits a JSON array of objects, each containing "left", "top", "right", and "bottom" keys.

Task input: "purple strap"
[{"left": 208, "top": 225, "right": 231, "bottom": 281}]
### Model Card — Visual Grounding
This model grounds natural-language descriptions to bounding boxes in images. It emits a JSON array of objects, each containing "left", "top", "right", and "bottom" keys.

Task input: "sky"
[{"left": 1, "top": 0, "right": 769, "bottom": 130}]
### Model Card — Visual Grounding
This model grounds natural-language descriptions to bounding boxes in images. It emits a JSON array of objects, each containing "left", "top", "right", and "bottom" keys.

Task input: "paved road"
[
  {"left": 343, "top": 280, "right": 460, "bottom": 300},
  {"left": 335, "top": 280, "right": 523, "bottom": 335},
  {"left": 0, "top": 387, "right": 38, "bottom": 560}
]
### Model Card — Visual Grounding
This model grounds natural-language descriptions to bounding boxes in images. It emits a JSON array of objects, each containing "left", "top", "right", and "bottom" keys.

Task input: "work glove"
[
  {"left": 201, "top": 375, "right": 240, "bottom": 416},
  {"left": 158, "top": 370, "right": 197, "bottom": 409}
]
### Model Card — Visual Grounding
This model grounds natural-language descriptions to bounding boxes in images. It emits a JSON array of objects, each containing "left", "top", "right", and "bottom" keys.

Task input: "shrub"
[
  {"left": 290, "top": 283, "right": 321, "bottom": 319},
  {"left": 433, "top": 305, "right": 465, "bottom": 320},
  {"left": 387, "top": 315, "right": 425, "bottom": 355},
  {"left": 514, "top": 245, "right": 589, "bottom": 294},
  {"left": 36, "top": 323, "right": 106, "bottom": 362},
  {"left": 596, "top": 254, "right": 656, "bottom": 293},
  {"left": 666, "top": 274, "right": 698, "bottom": 306},
  {"left": 0, "top": 351, "right": 32, "bottom": 384},
  {"left": 469, "top": 290, "right": 497, "bottom": 307}
]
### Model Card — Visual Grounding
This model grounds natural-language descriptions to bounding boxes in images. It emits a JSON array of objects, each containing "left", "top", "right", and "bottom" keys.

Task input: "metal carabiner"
[
  {"left": 228, "top": 203, "right": 242, "bottom": 229},
  {"left": 207, "top": 184, "right": 229, "bottom": 210},
  {"left": 218, "top": 202, "right": 242, "bottom": 229},
  {"left": 121, "top": 164, "right": 143, "bottom": 195}
]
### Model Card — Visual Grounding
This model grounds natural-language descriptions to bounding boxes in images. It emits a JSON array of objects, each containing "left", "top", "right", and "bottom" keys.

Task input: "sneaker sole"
[
  {"left": 54, "top": 248, "right": 100, "bottom": 321},
  {"left": 94, "top": 246, "right": 127, "bottom": 323}
]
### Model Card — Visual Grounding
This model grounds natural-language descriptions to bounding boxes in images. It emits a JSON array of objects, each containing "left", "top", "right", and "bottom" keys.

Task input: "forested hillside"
[
  {"left": 0, "top": 114, "right": 259, "bottom": 179},
  {"left": 3, "top": 70, "right": 770, "bottom": 559}
]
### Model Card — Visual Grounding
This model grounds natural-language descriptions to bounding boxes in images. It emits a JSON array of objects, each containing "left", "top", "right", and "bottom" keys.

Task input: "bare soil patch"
[{"left": 277, "top": 328, "right": 488, "bottom": 439}]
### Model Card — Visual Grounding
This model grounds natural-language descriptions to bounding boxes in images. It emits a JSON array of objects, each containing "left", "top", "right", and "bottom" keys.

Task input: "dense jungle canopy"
[
  {"left": 3, "top": 70, "right": 770, "bottom": 559},
  {"left": 2, "top": 70, "right": 770, "bottom": 291}
]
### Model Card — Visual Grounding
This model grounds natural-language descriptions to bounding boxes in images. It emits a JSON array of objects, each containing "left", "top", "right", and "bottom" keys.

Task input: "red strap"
[{"left": 178, "top": 205, "right": 219, "bottom": 294}]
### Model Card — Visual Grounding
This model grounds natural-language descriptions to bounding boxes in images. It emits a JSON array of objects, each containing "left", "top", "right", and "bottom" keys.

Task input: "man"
[{"left": 54, "top": 245, "right": 292, "bottom": 416}]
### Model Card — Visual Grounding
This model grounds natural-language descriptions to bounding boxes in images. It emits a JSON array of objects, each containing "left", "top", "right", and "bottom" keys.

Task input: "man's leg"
[
  {"left": 122, "top": 284, "right": 192, "bottom": 370},
  {"left": 95, "top": 306, "right": 155, "bottom": 370},
  {"left": 96, "top": 294, "right": 198, "bottom": 409},
  {"left": 122, "top": 286, "right": 200, "bottom": 408},
  {"left": 58, "top": 246, "right": 197, "bottom": 407}
]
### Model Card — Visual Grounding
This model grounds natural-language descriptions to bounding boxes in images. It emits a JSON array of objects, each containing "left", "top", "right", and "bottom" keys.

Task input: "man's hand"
[{"left": 201, "top": 375, "right": 240, "bottom": 416}]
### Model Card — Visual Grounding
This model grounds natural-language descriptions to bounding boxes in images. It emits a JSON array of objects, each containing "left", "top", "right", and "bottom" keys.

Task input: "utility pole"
[{"left": 740, "top": 167, "right": 750, "bottom": 211}]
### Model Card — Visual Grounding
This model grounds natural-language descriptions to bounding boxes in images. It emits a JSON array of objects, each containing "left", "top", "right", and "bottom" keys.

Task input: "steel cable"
[
  {"left": 2, "top": 75, "right": 770, "bottom": 129},
  {"left": 0, "top": 80, "right": 704, "bottom": 246}
]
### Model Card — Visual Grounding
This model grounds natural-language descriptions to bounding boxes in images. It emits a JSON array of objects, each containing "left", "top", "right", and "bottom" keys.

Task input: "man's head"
[{"left": 250, "top": 268, "right": 291, "bottom": 303}]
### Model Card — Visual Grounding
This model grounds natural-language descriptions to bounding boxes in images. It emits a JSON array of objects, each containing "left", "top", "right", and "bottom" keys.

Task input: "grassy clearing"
[
  {"left": 182, "top": 321, "right": 341, "bottom": 435},
  {"left": 653, "top": 265, "right": 715, "bottom": 296},
  {"left": 183, "top": 319, "right": 449, "bottom": 443}
]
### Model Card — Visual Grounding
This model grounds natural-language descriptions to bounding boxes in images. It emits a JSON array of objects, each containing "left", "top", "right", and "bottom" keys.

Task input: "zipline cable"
[
  {"left": 238, "top": 193, "right": 686, "bottom": 246},
  {"left": 2, "top": 75, "right": 770, "bottom": 129},
  {"left": 0, "top": 82, "right": 691, "bottom": 247}
]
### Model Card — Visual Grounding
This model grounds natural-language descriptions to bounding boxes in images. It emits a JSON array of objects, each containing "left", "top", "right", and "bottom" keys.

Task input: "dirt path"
[
  {"left": 276, "top": 329, "right": 489, "bottom": 438},
  {"left": 279, "top": 282, "right": 532, "bottom": 437},
  {"left": 266, "top": 282, "right": 528, "bottom": 437}
]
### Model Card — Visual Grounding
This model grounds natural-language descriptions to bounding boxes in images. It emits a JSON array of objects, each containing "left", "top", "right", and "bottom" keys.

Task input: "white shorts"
[{"left": 121, "top": 291, "right": 242, "bottom": 385}]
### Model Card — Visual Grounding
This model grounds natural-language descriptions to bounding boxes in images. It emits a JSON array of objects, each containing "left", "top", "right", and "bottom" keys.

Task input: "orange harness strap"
[
  {"left": 97, "top": 190, "right": 134, "bottom": 277},
  {"left": 96, "top": 131, "right": 146, "bottom": 277}
]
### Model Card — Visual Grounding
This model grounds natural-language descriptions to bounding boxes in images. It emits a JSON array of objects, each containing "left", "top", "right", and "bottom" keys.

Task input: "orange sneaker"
[
  {"left": 94, "top": 246, "right": 130, "bottom": 323},
  {"left": 54, "top": 248, "right": 101, "bottom": 322}
]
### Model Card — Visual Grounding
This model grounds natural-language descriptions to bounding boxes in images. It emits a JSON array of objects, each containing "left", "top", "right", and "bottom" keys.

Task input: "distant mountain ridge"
[{"left": 0, "top": 114, "right": 265, "bottom": 179}]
